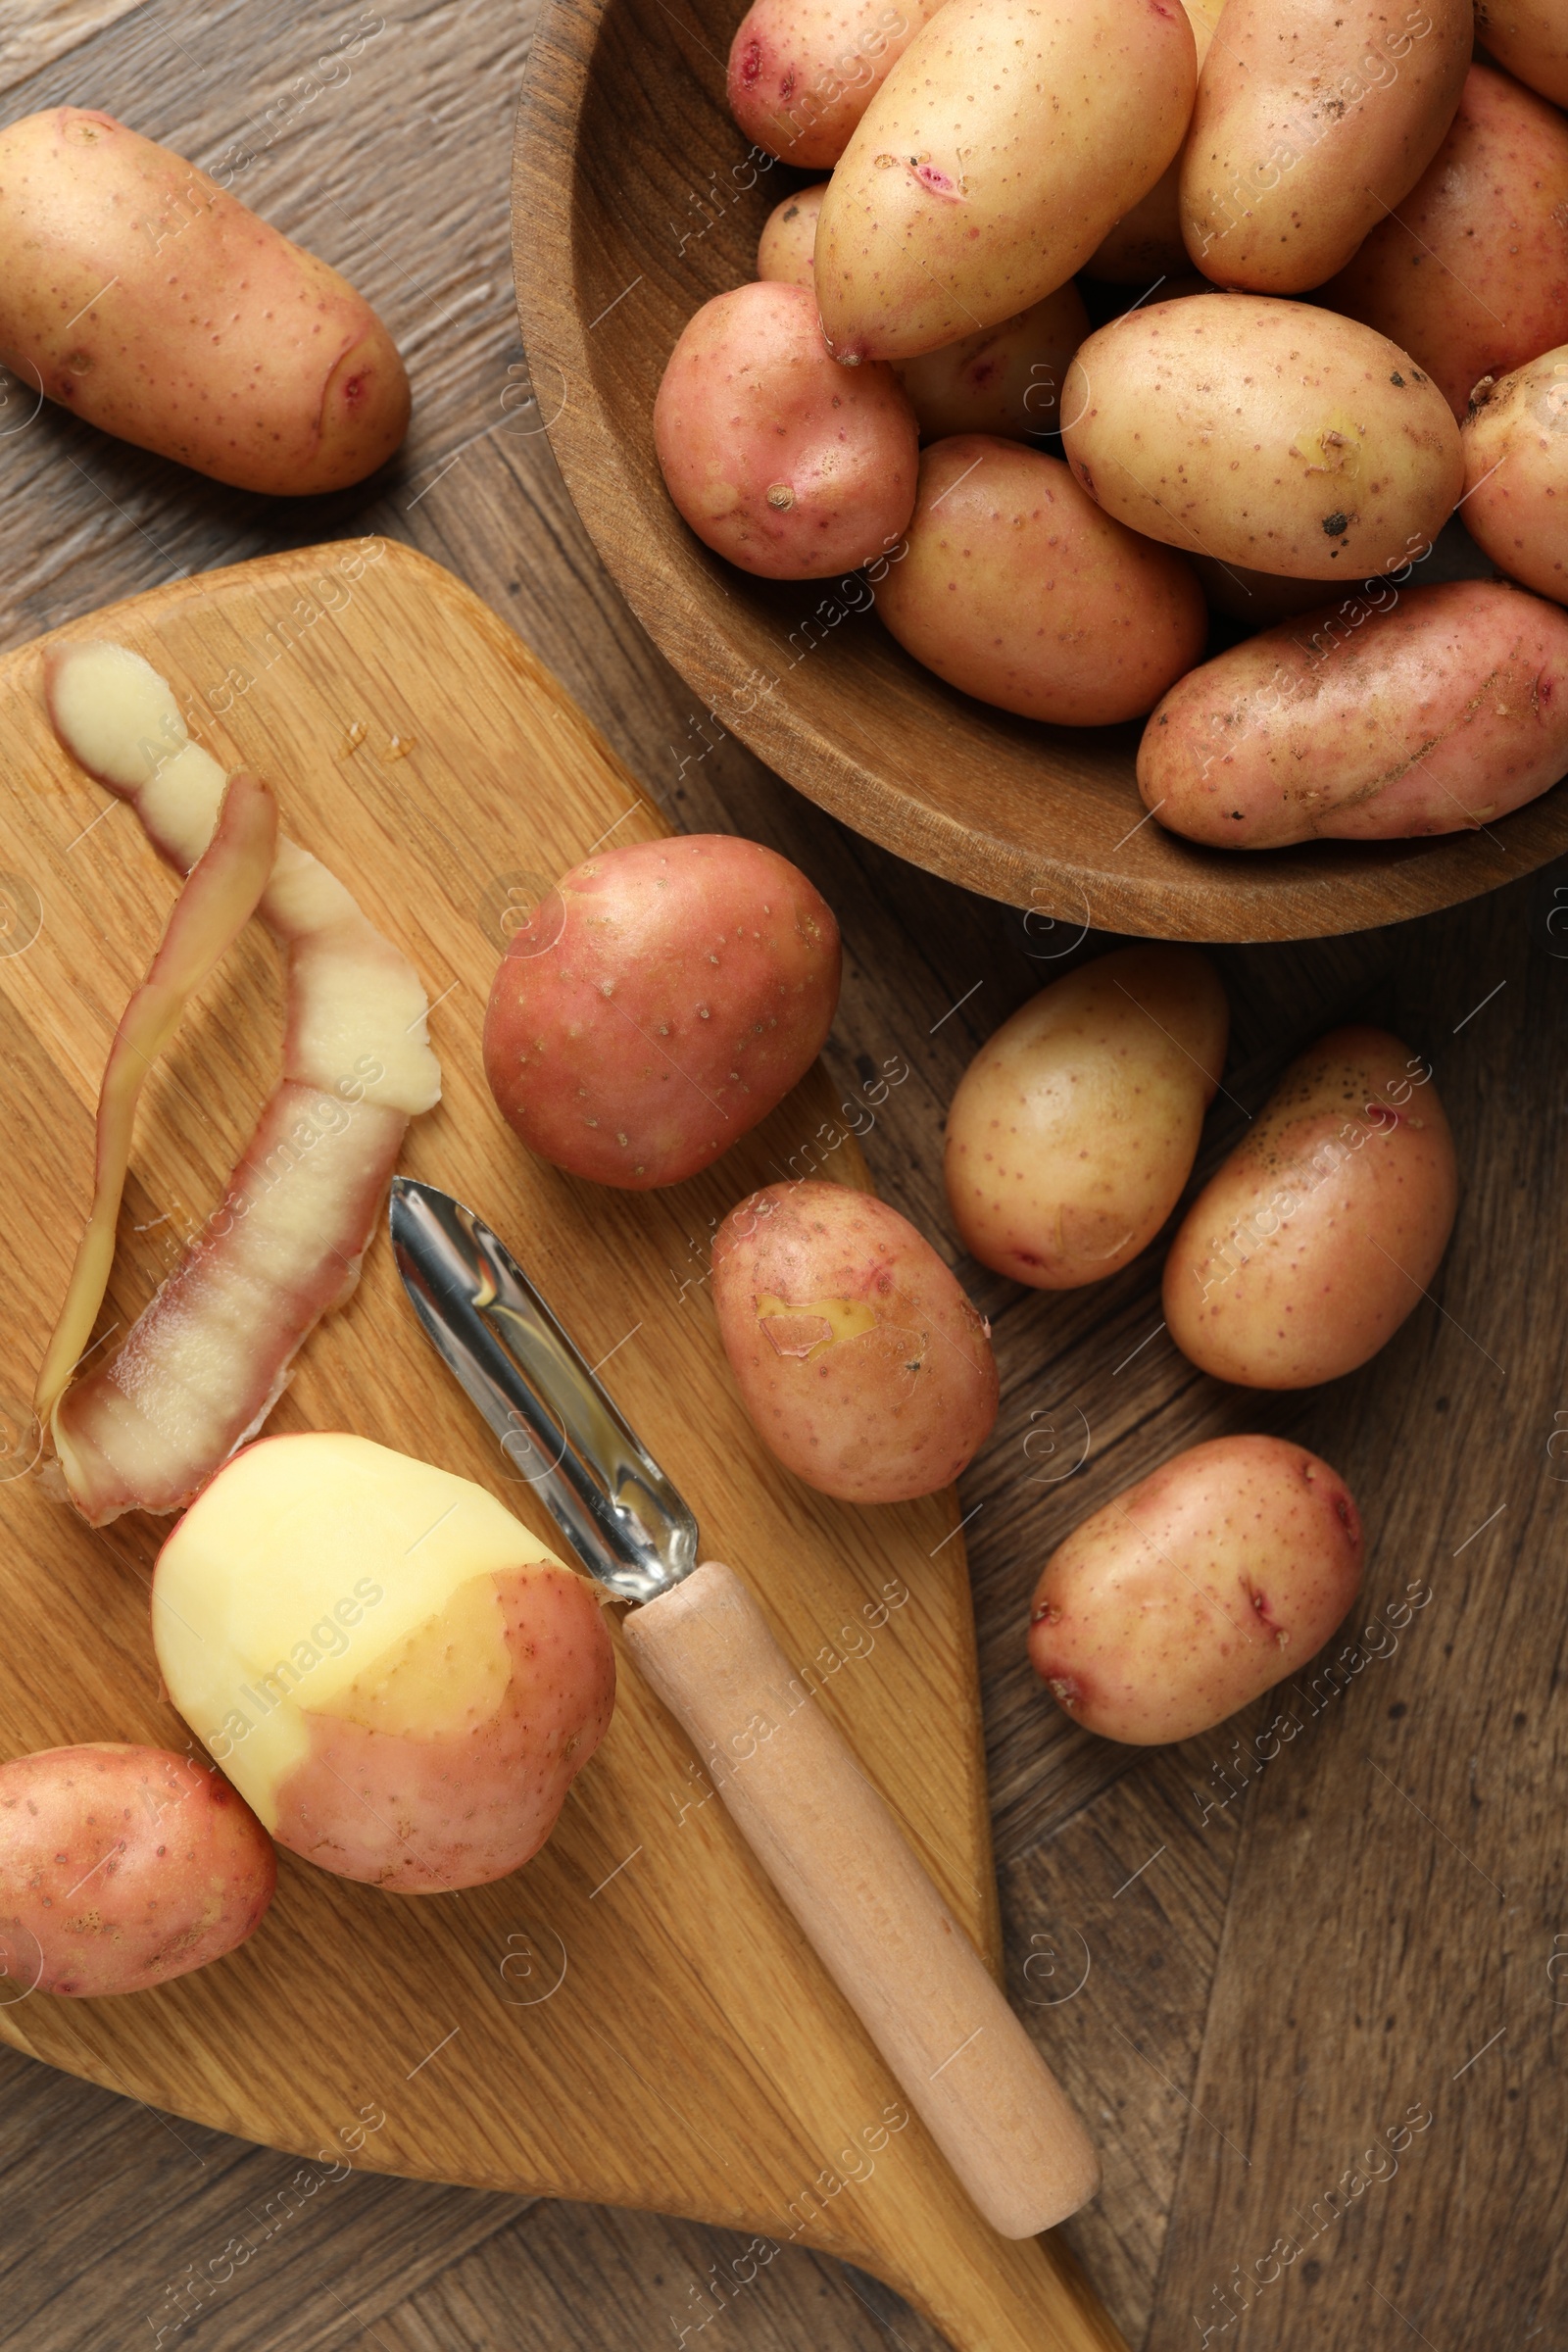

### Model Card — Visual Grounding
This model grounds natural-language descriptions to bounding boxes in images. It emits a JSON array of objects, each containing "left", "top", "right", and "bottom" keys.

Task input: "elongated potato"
[
  {"left": 1061, "top": 295, "right": 1463, "bottom": 579},
  {"left": 728, "top": 0, "right": 947, "bottom": 169},
  {"left": 1163, "top": 1025, "right": 1458, "bottom": 1388},
  {"left": 758, "top": 183, "right": 830, "bottom": 285},
  {"left": 1462, "top": 351, "right": 1568, "bottom": 602},
  {"left": 0, "top": 109, "right": 408, "bottom": 494},
  {"left": 1086, "top": 0, "right": 1227, "bottom": 284},
  {"left": 1477, "top": 0, "right": 1568, "bottom": 105},
  {"left": 944, "top": 946, "right": 1228, "bottom": 1288},
  {"left": 813, "top": 0, "right": 1197, "bottom": 363},
  {"left": 1180, "top": 0, "right": 1471, "bottom": 292},
  {"left": 711, "top": 1180, "right": 998, "bottom": 1501},
  {"left": 892, "top": 284, "right": 1089, "bottom": 442},
  {"left": 1029, "top": 1436, "right": 1364, "bottom": 1743},
  {"left": 1320, "top": 63, "right": 1568, "bottom": 419},
  {"left": 876, "top": 437, "right": 1206, "bottom": 724},
  {"left": 654, "top": 280, "right": 918, "bottom": 577},
  {"left": 1139, "top": 579, "right": 1568, "bottom": 845}
]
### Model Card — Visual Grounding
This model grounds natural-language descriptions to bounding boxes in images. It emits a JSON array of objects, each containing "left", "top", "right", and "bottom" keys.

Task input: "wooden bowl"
[{"left": 512, "top": 1, "right": 1568, "bottom": 941}]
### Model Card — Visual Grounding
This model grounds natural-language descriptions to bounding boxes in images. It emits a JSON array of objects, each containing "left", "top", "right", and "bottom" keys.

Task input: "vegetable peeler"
[{"left": 388, "top": 1174, "right": 1100, "bottom": 2239}]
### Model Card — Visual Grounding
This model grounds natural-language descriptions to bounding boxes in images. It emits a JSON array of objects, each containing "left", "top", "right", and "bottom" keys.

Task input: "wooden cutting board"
[{"left": 0, "top": 540, "right": 1120, "bottom": 2352}]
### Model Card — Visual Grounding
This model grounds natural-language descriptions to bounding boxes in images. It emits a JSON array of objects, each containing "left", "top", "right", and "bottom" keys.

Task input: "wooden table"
[{"left": 1, "top": 4, "right": 1563, "bottom": 2348}]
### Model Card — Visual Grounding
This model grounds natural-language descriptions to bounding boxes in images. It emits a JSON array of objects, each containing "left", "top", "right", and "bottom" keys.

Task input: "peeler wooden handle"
[{"left": 622, "top": 1559, "right": 1101, "bottom": 2240}]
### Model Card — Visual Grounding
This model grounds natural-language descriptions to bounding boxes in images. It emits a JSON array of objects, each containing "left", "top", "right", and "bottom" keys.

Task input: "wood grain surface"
[
  {"left": 511, "top": 0, "right": 1568, "bottom": 946},
  {"left": 0, "top": 5, "right": 1562, "bottom": 2351}
]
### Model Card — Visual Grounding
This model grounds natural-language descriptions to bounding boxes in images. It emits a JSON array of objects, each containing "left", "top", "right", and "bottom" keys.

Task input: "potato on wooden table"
[
  {"left": 711, "top": 1181, "right": 998, "bottom": 1501},
  {"left": 1139, "top": 579, "right": 1568, "bottom": 846},
  {"left": 1319, "top": 63, "right": 1568, "bottom": 418},
  {"left": 891, "top": 284, "right": 1090, "bottom": 443},
  {"left": 944, "top": 945, "right": 1228, "bottom": 1288},
  {"left": 0, "top": 108, "right": 409, "bottom": 494},
  {"left": 1462, "top": 350, "right": 1568, "bottom": 603},
  {"left": 1028, "top": 1435, "right": 1364, "bottom": 1743},
  {"left": 0, "top": 1744, "right": 275, "bottom": 1996},
  {"left": 655, "top": 279, "right": 918, "bottom": 577},
  {"left": 1163, "top": 1026, "right": 1458, "bottom": 1389},
  {"left": 875, "top": 437, "right": 1206, "bottom": 725},
  {"left": 728, "top": 0, "right": 947, "bottom": 168}
]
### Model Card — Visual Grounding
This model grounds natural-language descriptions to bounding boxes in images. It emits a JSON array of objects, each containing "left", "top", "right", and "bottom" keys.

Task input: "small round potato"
[
  {"left": 875, "top": 438, "right": 1206, "bottom": 725},
  {"left": 1062, "top": 295, "right": 1463, "bottom": 581},
  {"left": 728, "top": 0, "right": 947, "bottom": 169},
  {"left": 1139, "top": 580, "right": 1568, "bottom": 847},
  {"left": 0, "top": 1743, "right": 275, "bottom": 1996},
  {"left": 1028, "top": 1436, "right": 1364, "bottom": 1744},
  {"left": 944, "top": 946, "right": 1229, "bottom": 1289},
  {"left": 0, "top": 109, "right": 409, "bottom": 494},
  {"left": 711, "top": 1181, "right": 999, "bottom": 1502},
  {"left": 1163, "top": 1025, "right": 1459, "bottom": 1389},
  {"left": 892, "top": 285, "right": 1090, "bottom": 444},
  {"left": 1461, "top": 348, "right": 1568, "bottom": 603},
  {"left": 655, "top": 280, "right": 918, "bottom": 578},
  {"left": 1320, "top": 64, "right": 1568, "bottom": 419},
  {"left": 758, "top": 182, "right": 829, "bottom": 286},
  {"left": 485, "top": 834, "right": 841, "bottom": 1189},
  {"left": 1478, "top": 0, "right": 1568, "bottom": 107}
]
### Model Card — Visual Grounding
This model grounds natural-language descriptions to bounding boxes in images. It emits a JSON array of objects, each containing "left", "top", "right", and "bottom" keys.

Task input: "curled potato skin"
[
  {"left": 1062, "top": 295, "right": 1463, "bottom": 581},
  {"left": 655, "top": 280, "right": 918, "bottom": 579},
  {"left": 1029, "top": 1435, "right": 1364, "bottom": 1744},
  {"left": 1462, "top": 350, "right": 1568, "bottom": 603},
  {"left": 0, "top": 1744, "right": 275, "bottom": 1996},
  {"left": 876, "top": 438, "right": 1206, "bottom": 725},
  {"left": 728, "top": 0, "right": 947, "bottom": 169},
  {"left": 711, "top": 1181, "right": 999, "bottom": 1502},
  {"left": 892, "top": 284, "right": 1090, "bottom": 444},
  {"left": 0, "top": 109, "right": 408, "bottom": 494},
  {"left": 758, "top": 183, "right": 830, "bottom": 286},
  {"left": 1138, "top": 579, "right": 1568, "bottom": 847},
  {"left": 1163, "top": 1025, "right": 1458, "bottom": 1389},
  {"left": 944, "top": 946, "right": 1228, "bottom": 1289},
  {"left": 1179, "top": 0, "right": 1471, "bottom": 293},
  {"left": 1319, "top": 63, "right": 1568, "bottom": 419}
]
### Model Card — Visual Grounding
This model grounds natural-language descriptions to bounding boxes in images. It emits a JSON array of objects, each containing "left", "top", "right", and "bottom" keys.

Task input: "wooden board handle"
[{"left": 622, "top": 1561, "right": 1102, "bottom": 2240}]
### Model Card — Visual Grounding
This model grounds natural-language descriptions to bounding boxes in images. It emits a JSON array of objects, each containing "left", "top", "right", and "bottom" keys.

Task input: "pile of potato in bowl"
[{"left": 653, "top": 0, "right": 1568, "bottom": 851}]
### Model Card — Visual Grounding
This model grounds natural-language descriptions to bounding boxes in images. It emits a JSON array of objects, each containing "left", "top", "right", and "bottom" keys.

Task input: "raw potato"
[
  {"left": 1189, "top": 554, "right": 1344, "bottom": 624},
  {"left": 0, "top": 109, "right": 409, "bottom": 494},
  {"left": 1319, "top": 63, "right": 1568, "bottom": 418},
  {"left": 1139, "top": 579, "right": 1568, "bottom": 846},
  {"left": 1180, "top": 0, "right": 1471, "bottom": 291},
  {"left": 154, "top": 1435, "right": 616, "bottom": 1891},
  {"left": 728, "top": 0, "right": 947, "bottom": 169},
  {"left": 1163, "top": 1025, "right": 1459, "bottom": 1388},
  {"left": 892, "top": 284, "right": 1090, "bottom": 443},
  {"left": 711, "top": 1181, "right": 999, "bottom": 1501},
  {"left": 654, "top": 280, "right": 918, "bottom": 577},
  {"left": 1086, "top": 0, "right": 1227, "bottom": 283},
  {"left": 1477, "top": 0, "right": 1568, "bottom": 105},
  {"left": 0, "top": 1744, "right": 275, "bottom": 1997},
  {"left": 944, "top": 946, "right": 1229, "bottom": 1288},
  {"left": 1462, "top": 350, "right": 1568, "bottom": 602},
  {"left": 1028, "top": 1436, "right": 1364, "bottom": 1744},
  {"left": 875, "top": 438, "right": 1207, "bottom": 725},
  {"left": 484, "top": 834, "right": 841, "bottom": 1189},
  {"left": 1061, "top": 295, "right": 1464, "bottom": 580},
  {"left": 758, "top": 182, "right": 829, "bottom": 285},
  {"left": 813, "top": 0, "right": 1197, "bottom": 362}
]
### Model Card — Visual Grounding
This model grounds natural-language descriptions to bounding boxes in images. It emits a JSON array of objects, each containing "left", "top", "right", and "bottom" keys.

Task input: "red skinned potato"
[
  {"left": 1163, "top": 1026, "right": 1459, "bottom": 1389},
  {"left": 1462, "top": 351, "right": 1568, "bottom": 603},
  {"left": 728, "top": 0, "right": 947, "bottom": 169},
  {"left": 1319, "top": 63, "right": 1568, "bottom": 419},
  {"left": 0, "top": 109, "right": 408, "bottom": 494},
  {"left": 0, "top": 1744, "right": 275, "bottom": 1996},
  {"left": 1477, "top": 0, "right": 1568, "bottom": 106},
  {"left": 758, "top": 183, "right": 829, "bottom": 285},
  {"left": 893, "top": 284, "right": 1090, "bottom": 444},
  {"left": 945, "top": 947, "right": 1228, "bottom": 1288},
  {"left": 655, "top": 281, "right": 917, "bottom": 578},
  {"left": 1139, "top": 579, "right": 1568, "bottom": 847},
  {"left": 875, "top": 439, "right": 1206, "bottom": 725},
  {"left": 711, "top": 1181, "right": 999, "bottom": 1501},
  {"left": 1029, "top": 1436, "right": 1364, "bottom": 1744},
  {"left": 485, "top": 835, "right": 841, "bottom": 1189}
]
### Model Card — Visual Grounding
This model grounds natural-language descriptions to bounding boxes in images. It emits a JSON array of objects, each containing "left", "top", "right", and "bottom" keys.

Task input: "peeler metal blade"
[{"left": 388, "top": 1175, "right": 698, "bottom": 1604}]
